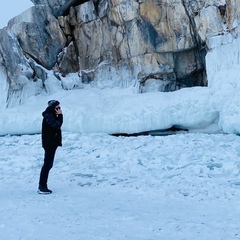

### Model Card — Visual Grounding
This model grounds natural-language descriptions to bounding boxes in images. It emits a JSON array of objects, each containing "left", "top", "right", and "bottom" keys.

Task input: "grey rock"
[
  {"left": 57, "top": 41, "right": 79, "bottom": 76},
  {"left": 7, "top": 5, "right": 67, "bottom": 70},
  {"left": 0, "top": 29, "right": 35, "bottom": 107},
  {"left": 30, "top": 0, "right": 89, "bottom": 17}
]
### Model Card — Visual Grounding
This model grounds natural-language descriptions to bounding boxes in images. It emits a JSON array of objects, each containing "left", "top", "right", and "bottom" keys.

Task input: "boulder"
[
  {"left": 7, "top": 5, "right": 67, "bottom": 70},
  {"left": 0, "top": 29, "right": 35, "bottom": 107}
]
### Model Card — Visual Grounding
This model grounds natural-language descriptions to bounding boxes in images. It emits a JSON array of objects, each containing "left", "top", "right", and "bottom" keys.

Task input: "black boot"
[{"left": 38, "top": 185, "right": 52, "bottom": 194}]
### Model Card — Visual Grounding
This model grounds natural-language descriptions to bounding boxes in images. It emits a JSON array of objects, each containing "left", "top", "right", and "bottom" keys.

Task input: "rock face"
[
  {"left": 0, "top": 0, "right": 240, "bottom": 107},
  {"left": 0, "top": 29, "right": 35, "bottom": 108},
  {"left": 7, "top": 6, "right": 67, "bottom": 70},
  {"left": 30, "top": 0, "right": 89, "bottom": 17}
]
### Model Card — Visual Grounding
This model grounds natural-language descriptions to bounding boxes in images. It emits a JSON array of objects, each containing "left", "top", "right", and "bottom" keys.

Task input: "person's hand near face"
[{"left": 55, "top": 105, "right": 62, "bottom": 115}]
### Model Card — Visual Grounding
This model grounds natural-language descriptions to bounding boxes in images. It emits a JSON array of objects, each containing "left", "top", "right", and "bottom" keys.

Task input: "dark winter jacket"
[{"left": 41, "top": 106, "right": 63, "bottom": 149}]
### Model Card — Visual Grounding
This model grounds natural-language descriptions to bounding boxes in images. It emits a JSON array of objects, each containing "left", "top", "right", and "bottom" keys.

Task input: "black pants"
[{"left": 39, "top": 146, "right": 57, "bottom": 188}]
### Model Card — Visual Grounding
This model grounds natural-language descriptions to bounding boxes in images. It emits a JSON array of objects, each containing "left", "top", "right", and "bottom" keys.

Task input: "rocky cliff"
[{"left": 0, "top": 0, "right": 239, "bottom": 107}]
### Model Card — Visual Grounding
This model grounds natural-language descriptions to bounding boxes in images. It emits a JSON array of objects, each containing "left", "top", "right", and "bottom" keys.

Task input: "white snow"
[
  {"left": 1, "top": 132, "right": 240, "bottom": 239},
  {"left": 1, "top": 25, "right": 240, "bottom": 240}
]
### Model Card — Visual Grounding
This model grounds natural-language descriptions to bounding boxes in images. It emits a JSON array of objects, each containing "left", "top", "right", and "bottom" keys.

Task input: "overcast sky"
[{"left": 0, "top": 0, "right": 34, "bottom": 28}]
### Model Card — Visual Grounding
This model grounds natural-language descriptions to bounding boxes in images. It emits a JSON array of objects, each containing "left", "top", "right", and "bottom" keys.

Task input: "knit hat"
[{"left": 48, "top": 100, "right": 60, "bottom": 109}]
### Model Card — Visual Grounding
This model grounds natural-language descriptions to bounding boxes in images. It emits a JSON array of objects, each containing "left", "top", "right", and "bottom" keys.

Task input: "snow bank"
[{"left": 1, "top": 31, "right": 240, "bottom": 135}]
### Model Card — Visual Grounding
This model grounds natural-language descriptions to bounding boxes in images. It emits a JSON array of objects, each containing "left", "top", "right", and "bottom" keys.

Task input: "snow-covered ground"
[{"left": 1, "top": 132, "right": 240, "bottom": 240}]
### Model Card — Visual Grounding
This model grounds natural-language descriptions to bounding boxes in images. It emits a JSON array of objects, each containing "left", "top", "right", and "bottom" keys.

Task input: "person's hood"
[
  {"left": 42, "top": 100, "right": 60, "bottom": 117},
  {"left": 42, "top": 107, "right": 55, "bottom": 117}
]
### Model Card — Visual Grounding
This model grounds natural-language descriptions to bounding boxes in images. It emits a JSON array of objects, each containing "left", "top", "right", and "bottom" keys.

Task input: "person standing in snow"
[{"left": 38, "top": 100, "right": 63, "bottom": 194}]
